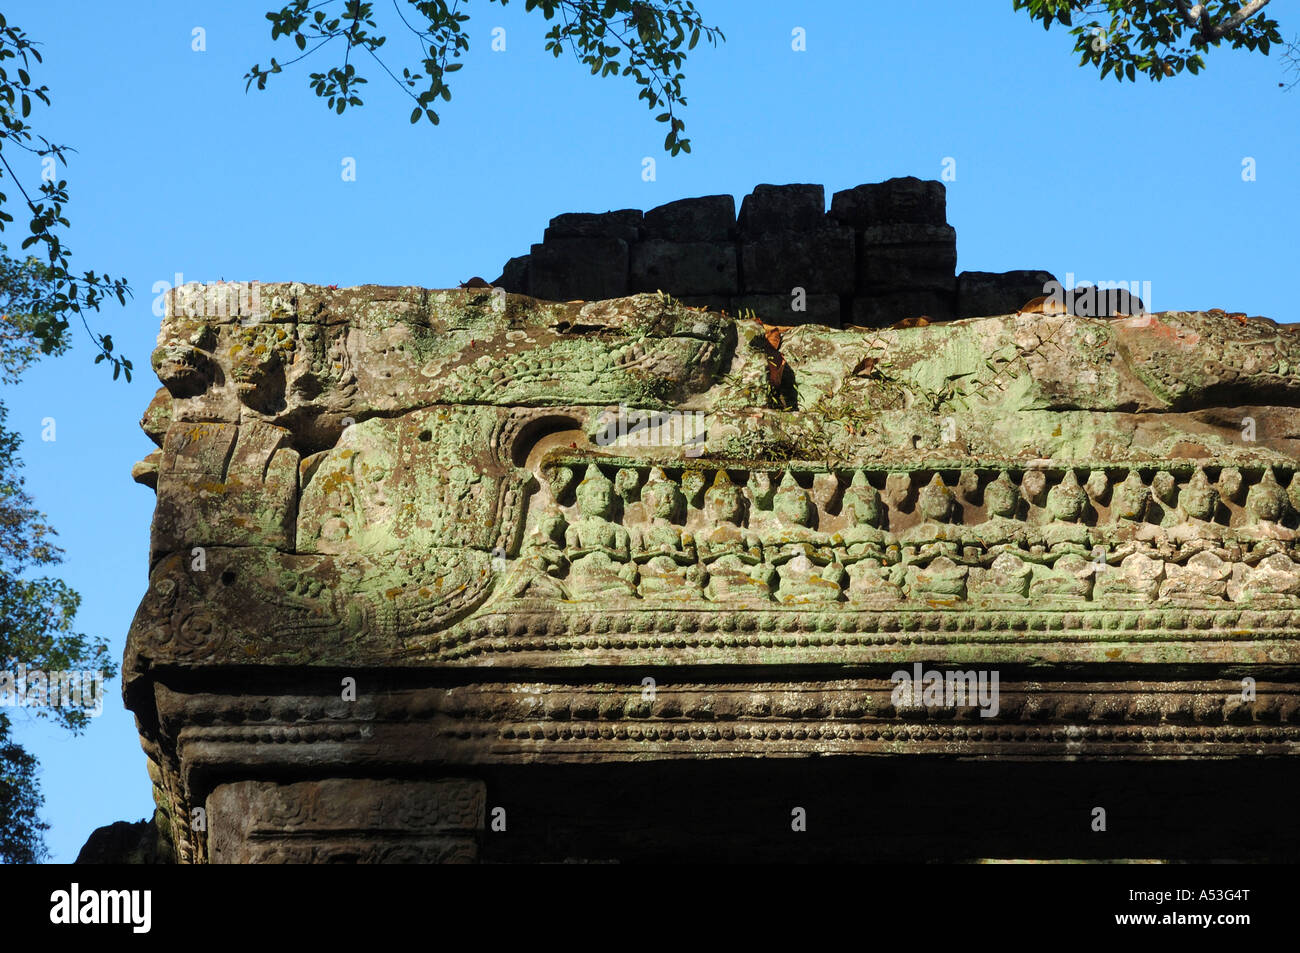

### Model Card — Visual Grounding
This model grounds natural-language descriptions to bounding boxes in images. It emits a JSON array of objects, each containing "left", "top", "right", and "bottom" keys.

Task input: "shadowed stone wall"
[{"left": 494, "top": 177, "right": 1059, "bottom": 327}]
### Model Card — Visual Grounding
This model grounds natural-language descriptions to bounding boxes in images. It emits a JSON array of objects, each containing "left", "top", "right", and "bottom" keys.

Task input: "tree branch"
[
  {"left": 1211, "top": 0, "right": 1272, "bottom": 39},
  {"left": 1176, "top": 0, "right": 1271, "bottom": 42}
]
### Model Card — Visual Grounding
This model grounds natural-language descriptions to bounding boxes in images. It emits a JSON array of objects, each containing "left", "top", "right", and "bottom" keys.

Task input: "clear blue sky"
[{"left": 4, "top": 0, "right": 1296, "bottom": 862}]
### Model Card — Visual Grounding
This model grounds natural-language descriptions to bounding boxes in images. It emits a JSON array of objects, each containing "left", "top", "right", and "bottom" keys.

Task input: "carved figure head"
[
  {"left": 641, "top": 467, "right": 683, "bottom": 523},
  {"left": 704, "top": 469, "right": 743, "bottom": 525},
  {"left": 1113, "top": 471, "right": 1149, "bottom": 522},
  {"left": 1181, "top": 468, "right": 1219, "bottom": 522},
  {"left": 1246, "top": 467, "right": 1288, "bottom": 523},
  {"left": 575, "top": 465, "right": 615, "bottom": 519},
  {"left": 916, "top": 473, "right": 953, "bottom": 523},
  {"left": 1046, "top": 470, "right": 1087, "bottom": 523},
  {"left": 984, "top": 472, "right": 1018, "bottom": 519},
  {"left": 773, "top": 470, "right": 812, "bottom": 526},
  {"left": 841, "top": 471, "right": 882, "bottom": 527}
]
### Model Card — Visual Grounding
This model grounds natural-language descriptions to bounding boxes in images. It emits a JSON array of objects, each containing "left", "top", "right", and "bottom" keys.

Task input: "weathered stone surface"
[
  {"left": 528, "top": 237, "right": 629, "bottom": 301},
  {"left": 630, "top": 239, "right": 738, "bottom": 295},
  {"left": 1066, "top": 283, "right": 1146, "bottom": 317},
  {"left": 859, "top": 224, "right": 957, "bottom": 292},
  {"left": 958, "top": 270, "right": 1057, "bottom": 318},
  {"left": 494, "top": 254, "right": 529, "bottom": 294},
  {"left": 740, "top": 226, "right": 855, "bottom": 294},
  {"left": 738, "top": 183, "right": 826, "bottom": 233},
  {"left": 544, "top": 209, "right": 642, "bottom": 243},
  {"left": 830, "top": 176, "right": 947, "bottom": 227},
  {"left": 75, "top": 811, "right": 172, "bottom": 864},
  {"left": 851, "top": 289, "right": 955, "bottom": 327},
  {"left": 140, "top": 386, "right": 172, "bottom": 446},
  {"left": 494, "top": 180, "right": 990, "bottom": 329},
  {"left": 736, "top": 293, "right": 842, "bottom": 327},
  {"left": 119, "top": 280, "right": 1300, "bottom": 864},
  {"left": 677, "top": 294, "right": 732, "bottom": 312},
  {"left": 207, "top": 778, "right": 484, "bottom": 863},
  {"left": 643, "top": 194, "right": 736, "bottom": 241},
  {"left": 149, "top": 419, "right": 298, "bottom": 564}
]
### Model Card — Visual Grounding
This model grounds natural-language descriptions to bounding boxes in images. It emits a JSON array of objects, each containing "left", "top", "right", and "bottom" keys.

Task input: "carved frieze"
[{"left": 121, "top": 284, "right": 1300, "bottom": 862}]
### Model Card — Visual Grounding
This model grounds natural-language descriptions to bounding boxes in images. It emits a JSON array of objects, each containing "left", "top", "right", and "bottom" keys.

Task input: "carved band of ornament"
[
  {"left": 490, "top": 724, "right": 1300, "bottom": 745},
  {"left": 535, "top": 459, "right": 1300, "bottom": 528},
  {"left": 178, "top": 723, "right": 366, "bottom": 746},
  {"left": 503, "top": 458, "right": 1300, "bottom": 608},
  {"left": 438, "top": 607, "right": 1300, "bottom": 658},
  {"left": 159, "top": 676, "right": 1300, "bottom": 728},
  {"left": 174, "top": 722, "right": 1300, "bottom": 746},
  {"left": 544, "top": 457, "right": 1299, "bottom": 481}
]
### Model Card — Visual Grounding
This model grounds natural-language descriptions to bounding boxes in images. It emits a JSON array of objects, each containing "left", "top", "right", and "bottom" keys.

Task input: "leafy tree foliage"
[
  {"left": 1014, "top": 0, "right": 1283, "bottom": 82},
  {"left": 0, "top": 242, "right": 117, "bottom": 862},
  {"left": 0, "top": 736, "right": 45, "bottom": 863},
  {"left": 0, "top": 15, "right": 131, "bottom": 380},
  {"left": 246, "top": 0, "right": 724, "bottom": 155},
  {"left": 0, "top": 10, "right": 129, "bottom": 863},
  {"left": 250, "top": 2, "right": 1291, "bottom": 150},
  {"left": 0, "top": 248, "right": 59, "bottom": 384}
]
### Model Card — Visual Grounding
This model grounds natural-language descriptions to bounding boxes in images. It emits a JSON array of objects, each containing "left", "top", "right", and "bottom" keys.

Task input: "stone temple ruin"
[
  {"left": 105, "top": 179, "right": 1298, "bottom": 863},
  {"left": 491, "top": 177, "right": 1141, "bottom": 327}
]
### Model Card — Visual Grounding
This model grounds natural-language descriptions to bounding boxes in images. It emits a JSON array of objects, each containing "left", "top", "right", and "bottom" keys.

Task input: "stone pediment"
[{"left": 124, "top": 281, "right": 1300, "bottom": 863}]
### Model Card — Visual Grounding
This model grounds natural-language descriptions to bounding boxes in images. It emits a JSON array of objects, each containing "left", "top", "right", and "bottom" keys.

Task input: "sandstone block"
[
  {"left": 738, "top": 183, "right": 826, "bottom": 234},
  {"left": 850, "top": 290, "right": 955, "bottom": 327},
  {"left": 544, "top": 209, "right": 642, "bottom": 243},
  {"left": 830, "top": 177, "right": 947, "bottom": 227},
  {"left": 643, "top": 195, "right": 736, "bottom": 241},
  {"left": 736, "top": 293, "right": 842, "bottom": 327},
  {"left": 858, "top": 224, "right": 957, "bottom": 292},
  {"left": 528, "top": 237, "right": 629, "bottom": 301},
  {"left": 494, "top": 254, "right": 530, "bottom": 294},
  {"left": 677, "top": 295, "right": 732, "bottom": 312},
  {"left": 957, "top": 270, "right": 1057, "bottom": 318},
  {"left": 740, "top": 226, "right": 855, "bottom": 294},
  {"left": 630, "top": 240, "right": 738, "bottom": 296}
]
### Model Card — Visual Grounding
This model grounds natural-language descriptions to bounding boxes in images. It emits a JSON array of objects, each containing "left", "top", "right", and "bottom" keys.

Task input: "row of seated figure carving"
[{"left": 504, "top": 464, "right": 1300, "bottom": 604}]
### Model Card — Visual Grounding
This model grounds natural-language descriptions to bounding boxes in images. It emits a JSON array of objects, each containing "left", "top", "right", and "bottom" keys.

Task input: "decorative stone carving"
[
  {"left": 633, "top": 468, "right": 703, "bottom": 600},
  {"left": 117, "top": 282, "right": 1300, "bottom": 863},
  {"left": 1029, "top": 470, "right": 1094, "bottom": 600},
  {"left": 901, "top": 474, "right": 967, "bottom": 602},
  {"left": 565, "top": 465, "right": 637, "bottom": 599},
  {"left": 698, "top": 470, "right": 773, "bottom": 601},
  {"left": 836, "top": 471, "right": 904, "bottom": 605},
  {"left": 765, "top": 471, "right": 844, "bottom": 604}
]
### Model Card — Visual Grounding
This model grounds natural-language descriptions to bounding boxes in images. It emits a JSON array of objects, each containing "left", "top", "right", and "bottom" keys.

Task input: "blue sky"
[{"left": 4, "top": 0, "right": 1296, "bottom": 861}]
